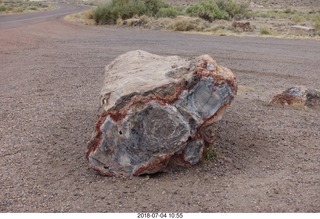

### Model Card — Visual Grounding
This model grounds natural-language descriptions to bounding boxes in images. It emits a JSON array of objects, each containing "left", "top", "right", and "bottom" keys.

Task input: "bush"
[
  {"left": 186, "top": 0, "right": 249, "bottom": 21},
  {"left": 168, "top": 17, "right": 210, "bottom": 31},
  {"left": 291, "top": 14, "right": 305, "bottom": 24},
  {"left": 0, "top": 5, "right": 7, "bottom": 12},
  {"left": 27, "top": 6, "right": 37, "bottom": 11},
  {"left": 144, "top": 0, "right": 169, "bottom": 16},
  {"left": 216, "top": 0, "right": 249, "bottom": 20},
  {"left": 93, "top": 0, "right": 171, "bottom": 24},
  {"left": 156, "top": 7, "right": 178, "bottom": 18},
  {"left": 93, "top": 3, "right": 117, "bottom": 24},
  {"left": 260, "top": 26, "right": 271, "bottom": 35},
  {"left": 186, "top": 0, "right": 229, "bottom": 22},
  {"left": 312, "top": 14, "right": 320, "bottom": 31}
]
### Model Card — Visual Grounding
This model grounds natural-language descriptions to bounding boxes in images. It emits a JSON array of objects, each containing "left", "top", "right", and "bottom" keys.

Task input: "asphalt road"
[{"left": 0, "top": 3, "right": 89, "bottom": 29}]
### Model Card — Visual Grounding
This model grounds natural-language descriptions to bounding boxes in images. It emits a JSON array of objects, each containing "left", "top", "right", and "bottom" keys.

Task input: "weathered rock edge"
[
  {"left": 86, "top": 50, "right": 237, "bottom": 176},
  {"left": 270, "top": 86, "right": 320, "bottom": 109}
]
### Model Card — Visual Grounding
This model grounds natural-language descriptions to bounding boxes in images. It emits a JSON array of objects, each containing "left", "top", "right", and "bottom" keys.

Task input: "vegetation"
[
  {"left": 168, "top": 17, "right": 210, "bottom": 31},
  {"left": 186, "top": 0, "right": 249, "bottom": 22},
  {"left": 93, "top": 0, "right": 172, "bottom": 24},
  {"left": 260, "top": 26, "right": 271, "bottom": 35},
  {"left": 85, "top": 0, "right": 320, "bottom": 38},
  {"left": 313, "top": 14, "right": 320, "bottom": 31},
  {"left": 156, "top": 7, "right": 178, "bottom": 18},
  {"left": 0, "top": 0, "right": 50, "bottom": 13},
  {"left": 93, "top": 0, "right": 251, "bottom": 24},
  {"left": 186, "top": 0, "right": 228, "bottom": 22},
  {"left": 205, "top": 146, "right": 217, "bottom": 161},
  {"left": 215, "top": 0, "right": 249, "bottom": 19}
]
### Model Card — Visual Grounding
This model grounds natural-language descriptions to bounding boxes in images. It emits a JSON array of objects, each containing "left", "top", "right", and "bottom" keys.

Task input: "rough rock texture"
[
  {"left": 270, "top": 86, "right": 320, "bottom": 109},
  {"left": 86, "top": 50, "right": 237, "bottom": 176}
]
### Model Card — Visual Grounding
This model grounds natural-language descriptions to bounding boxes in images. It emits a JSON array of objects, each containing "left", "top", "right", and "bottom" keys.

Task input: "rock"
[
  {"left": 232, "top": 21, "right": 252, "bottom": 32},
  {"left": 270, "top": 86, "right": 320, "bottom": 109},
  {"left": 289, "top": 25, "right": 316, "bottom": 36},
  {"left": 86, "top": 50, "right": 237, "bottom": 176}
]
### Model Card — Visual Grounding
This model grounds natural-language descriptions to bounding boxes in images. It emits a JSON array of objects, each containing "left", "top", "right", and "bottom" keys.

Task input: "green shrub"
[
  {"left": 205, "top": 147, "right": 217, "bottom": 161},
  {"left": 93, "top": 3, "right": 117, "bottom": 24},
  {"left": 186, "top": 0, "right": 228, "bottom": 22},
  {"left": 156, "top": 7, "right": 178, "bottom": 18},
  {"left": 144, "top": 0, "right": 169, "bottom": 16},
  {"left": 0, "top": 5, "right": 7, "bottom": 12},
  {"left": 93, "top": 0, "right": 171, "bottom": 24},
  {"left": 216, "top": 0, "right": 249, "bottom": 20}
]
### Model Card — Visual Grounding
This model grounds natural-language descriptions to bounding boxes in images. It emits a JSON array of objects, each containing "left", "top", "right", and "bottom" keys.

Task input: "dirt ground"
[{"left": 1, "top": 12, "right": 320, "bottom": 212}]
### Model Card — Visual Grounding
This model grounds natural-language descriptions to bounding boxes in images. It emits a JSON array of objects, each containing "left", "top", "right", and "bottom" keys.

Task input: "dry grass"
[
  {"left": 0, "top": 0, "right": 53, "bottom": 14},
  {"left": 64, "top": 10, "right": 96, "bottom": 26},
  {"left": 123, "top": 15, "right": 153, "bottom": 28},
  {"left": 260, "top": 26, "right": 271, "bottom": 35},
  {"left": 166, "top": 16, "right": 211, "bottom": 31}
]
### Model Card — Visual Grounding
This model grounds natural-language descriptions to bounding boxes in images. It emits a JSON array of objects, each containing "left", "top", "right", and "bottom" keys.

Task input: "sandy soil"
[{"left": 0, "top": 18, "right": 320, "bottom": 212}]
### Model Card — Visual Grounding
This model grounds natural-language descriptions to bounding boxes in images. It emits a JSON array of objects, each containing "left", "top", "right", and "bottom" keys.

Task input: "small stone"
[{"left": 270, "top": 86, "right": 320, "bottom": 109}]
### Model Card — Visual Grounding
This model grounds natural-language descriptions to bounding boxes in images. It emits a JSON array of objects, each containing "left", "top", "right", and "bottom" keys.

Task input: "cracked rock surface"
[{"left": 86, "top": 50, "right": 237, "bottom": 176}]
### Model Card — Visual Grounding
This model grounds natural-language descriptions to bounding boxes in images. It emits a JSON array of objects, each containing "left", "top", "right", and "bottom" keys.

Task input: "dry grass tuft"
[{"left": 64, "top": 10, "right": 96, "bottom": 26}]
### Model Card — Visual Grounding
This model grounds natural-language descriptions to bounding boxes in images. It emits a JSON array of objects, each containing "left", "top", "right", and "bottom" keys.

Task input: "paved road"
[{"left": 0, "top": 3, "right": 89, "bottom": 29}]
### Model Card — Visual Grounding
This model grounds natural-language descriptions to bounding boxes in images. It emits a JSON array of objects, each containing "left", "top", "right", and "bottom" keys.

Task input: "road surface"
[{"left": 0, "top": 3, "right": 89, "bottom": 29}]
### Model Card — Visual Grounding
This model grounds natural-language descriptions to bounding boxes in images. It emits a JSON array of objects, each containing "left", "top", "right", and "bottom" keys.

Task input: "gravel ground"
[{"left": 0, "top": 18, "right": 320, "bottom": 212}]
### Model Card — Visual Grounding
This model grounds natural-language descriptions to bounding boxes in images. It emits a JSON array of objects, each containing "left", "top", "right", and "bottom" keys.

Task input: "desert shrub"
[
  {"left": 186, "top": 0, "right": 228, "bottom": 22},
  {"left": 93, "top": 0, "right": 171, "bottom": 24},
  {"left": 291, "top": 14, "right": 305, "bottom": 24},
  {"left": 123, "top": 15, "right": 153, "bottom": 28},
  {"left": 112, "top": 0, "right": 148, "bottom": 19},
  {"left": 216, "top": 0, "right": 249, "bottom": 20},
  {"left": 312, "top": 14, "right": 320, "bottom": 31},
  {"left": 260, "top": 26, "right": 271, "bottom": 35},
  {"left": 27, "top": 6, "right": 37, "bottom": 10},
  {"left": 144, "top": 0, "right": 169, "bottom": 16},
  {"left": 12, "top": 7, "right": 24, "bottom": 13},
  {"left": 168, "top": 16, "right": 210, "bottom": 31},
  {"left": 93, "top": 0, "right": 147, "bottom": 24},
  {"left": 156, "top": 7, "right": 178, "bottom": 18},
  {"left": 93, "top": 3, "right": 117, "bottom": 24},
  {"left": 0, "top": 5, "right": 7, "bottom": 12}
]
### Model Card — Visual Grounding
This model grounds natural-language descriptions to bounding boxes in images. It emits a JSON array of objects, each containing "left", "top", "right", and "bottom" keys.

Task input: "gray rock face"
[{"left": 86, "top": 50, "right": 237, "bottom": 176}]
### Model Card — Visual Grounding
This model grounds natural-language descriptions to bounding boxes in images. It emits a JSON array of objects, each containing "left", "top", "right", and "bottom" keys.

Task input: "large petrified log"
[{"left": 86, "top": 50, "right": 237, "bottom": 176}]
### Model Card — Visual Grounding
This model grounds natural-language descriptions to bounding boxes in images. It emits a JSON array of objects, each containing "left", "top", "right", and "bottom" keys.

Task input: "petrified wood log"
[
  {"left": 270, "top": 86, "right": 320, "bottom": 109},
  {"left": 86, "top": 50, "right": 237, "bottom": 176}
]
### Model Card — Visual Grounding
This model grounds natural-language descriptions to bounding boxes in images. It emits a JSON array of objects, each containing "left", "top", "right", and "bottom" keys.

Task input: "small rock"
[{"left": 270, "top": 86, "right": 320, "bottom": 109}]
